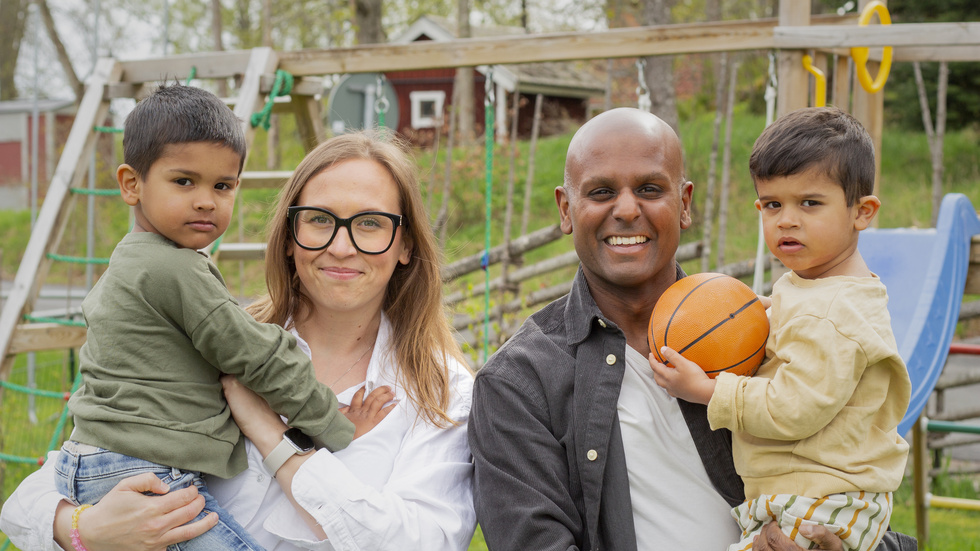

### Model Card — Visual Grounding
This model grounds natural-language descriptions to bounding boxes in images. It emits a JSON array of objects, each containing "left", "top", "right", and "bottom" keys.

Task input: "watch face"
[{"left": 284, "top": 427, "right": 315, "bottom": 452}]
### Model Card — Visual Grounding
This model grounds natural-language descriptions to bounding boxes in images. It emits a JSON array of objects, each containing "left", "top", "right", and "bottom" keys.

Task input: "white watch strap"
[{"left": 262, "top": 437, "right": 299, "bottom": 478}]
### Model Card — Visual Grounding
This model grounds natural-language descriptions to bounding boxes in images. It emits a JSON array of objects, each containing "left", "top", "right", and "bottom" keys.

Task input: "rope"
[
  {"left": 70, "top": 187, "right": 120, "bottom": 196},
  {"left": 46, "top": 253, "right": 110, "bottom": 265},
  {"left": 209, "top": 233, "right": 225, "bottom": 257},
  {"left": 0, "top": 362, "right": 83, "bottom": 469},
  {"left": 93, "top": 125, "right": 123, "bottom": 134},
  {"left": 0, "top": 452, "right": 44, "bottom": 465},
  {"left": 23, "top": 315, "right": 86, "bottom": 327},
  {"left": 482, "top": 70, "right": 495, "bottom": 363},
  {"left": 250, "top": 70, "right": 294, "bottom": 130},
  {"left": 0, "top": 380, "right": 71, "bottom": 400}
]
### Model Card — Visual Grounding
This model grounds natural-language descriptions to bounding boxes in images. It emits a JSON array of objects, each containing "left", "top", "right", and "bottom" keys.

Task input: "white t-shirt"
[{"left": 618, "top": 345, "right": 740, "bottom": 549}]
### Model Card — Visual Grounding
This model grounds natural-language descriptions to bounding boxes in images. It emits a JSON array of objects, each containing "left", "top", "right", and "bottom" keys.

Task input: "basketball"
[{"left": 648, "top": 273, "right": 769, "bottom": 378}]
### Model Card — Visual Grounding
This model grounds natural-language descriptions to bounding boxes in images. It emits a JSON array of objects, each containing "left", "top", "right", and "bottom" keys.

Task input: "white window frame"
[{"left": 409, "top": 90, "right": 446, "bottom": 129}]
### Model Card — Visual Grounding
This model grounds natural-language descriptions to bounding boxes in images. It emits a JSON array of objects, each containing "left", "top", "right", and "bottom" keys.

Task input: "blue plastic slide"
[{"left": 858, "top": 193, "right": 980, "bottom": 435}]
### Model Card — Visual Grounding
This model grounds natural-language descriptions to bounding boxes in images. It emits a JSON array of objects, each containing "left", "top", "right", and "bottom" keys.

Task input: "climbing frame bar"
[{"left": 0, "top": 58, "right": 123, "bottom": 380}]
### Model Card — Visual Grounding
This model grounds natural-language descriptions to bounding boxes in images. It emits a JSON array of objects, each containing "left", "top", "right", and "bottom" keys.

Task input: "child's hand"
[
  {"left": 649, "top": 346, "right": 715, "bottom": 406},
  {"left": 758, "top": 294, "right": 772, "bottom": 310},
  {"left": 340, "top": 385, "right": 398, "bottom": 439}
]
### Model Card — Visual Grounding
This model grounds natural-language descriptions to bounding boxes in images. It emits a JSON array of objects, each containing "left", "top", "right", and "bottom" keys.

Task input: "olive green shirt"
[{"left": 69, "top": 232, "right": 353, "bottom": 478}]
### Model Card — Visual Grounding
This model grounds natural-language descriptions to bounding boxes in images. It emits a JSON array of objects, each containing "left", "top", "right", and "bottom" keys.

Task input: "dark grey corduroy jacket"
[{"left": 470, "top": 267, "right": 917, "bottom": 551}]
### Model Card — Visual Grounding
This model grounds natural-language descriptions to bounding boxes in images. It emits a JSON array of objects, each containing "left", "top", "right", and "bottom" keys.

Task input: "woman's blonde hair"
[{"left": 247, "top": 130, "right": 465, "bottom": 427}]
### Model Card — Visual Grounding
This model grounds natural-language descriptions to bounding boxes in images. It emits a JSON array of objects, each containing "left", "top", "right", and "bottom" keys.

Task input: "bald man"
[{"left": 468, "top": 108, "right": 916, "bottom": 551}]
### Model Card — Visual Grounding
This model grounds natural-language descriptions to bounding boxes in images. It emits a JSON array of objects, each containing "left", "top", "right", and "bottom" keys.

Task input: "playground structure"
[{"left": 2, "top": 0, "right": 980, "bottom": 547}]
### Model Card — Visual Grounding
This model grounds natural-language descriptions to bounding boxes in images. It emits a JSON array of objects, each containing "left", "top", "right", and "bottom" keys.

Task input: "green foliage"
[
  {"left": 890, "top": 470, "right": 980, "bottom": 550},
  {"left": 883, "top": 1, "right": 980, "bottom": 131}
]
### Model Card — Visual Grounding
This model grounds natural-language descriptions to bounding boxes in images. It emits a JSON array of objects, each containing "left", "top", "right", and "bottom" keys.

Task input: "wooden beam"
[
  {"left": 0, "top": 58, "right": 122, "bottom": 379},
  {"left": 214, "top": 242, "right": 266, "bottom": 261},
  {"left": 9, "top": 324, "right": 87, "bottom": 355},
  {"left": 819, "top": 45, "right": 980, "bottom": 63},
  {"left": 277, "top": 15, "right": 857, "bottom": 76},
  {"left": 893, "top": 45, "right": 980, "bottom": 62},
  {"left": 774, "top": 22, "right": 980, "bottom": 49},
  {"left": 259, "top": 75, "right": 323, "bottom": 96},
  {"left": 119, "top": 50, "right": 253, "bottom": 84},
  {"left": 240, "top": 170, "right": 292, "bottom": 189}
]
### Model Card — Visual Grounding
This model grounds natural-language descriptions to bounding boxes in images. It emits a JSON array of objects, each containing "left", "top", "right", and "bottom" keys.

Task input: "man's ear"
[
  {"left": 117, "top": 164, "right": 141, "bottom": 207},
  {"left": 556, "top": 186, "right": 573, "bottom": 235},
  {"left": 679, "top": 181, "right": 694, "bottom": 230},
  {"left": 854, "top": 195, "right": 881, "bottom": 230}
]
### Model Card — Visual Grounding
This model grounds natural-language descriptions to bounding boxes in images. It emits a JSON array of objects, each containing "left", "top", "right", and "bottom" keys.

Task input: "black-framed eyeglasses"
[{"left": 287, "top": 206, "right": 405, "bottom": 255}]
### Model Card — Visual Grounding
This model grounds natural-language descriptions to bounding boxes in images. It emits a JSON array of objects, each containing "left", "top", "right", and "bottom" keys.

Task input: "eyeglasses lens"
[{"left": 294, "top": 210, "right": 396, "bottom": 254}]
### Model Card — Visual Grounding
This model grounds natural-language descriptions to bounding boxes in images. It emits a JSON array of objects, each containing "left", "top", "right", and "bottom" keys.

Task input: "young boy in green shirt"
[{"left": 54, "top": 84, "right": 389, "bottom": 551}]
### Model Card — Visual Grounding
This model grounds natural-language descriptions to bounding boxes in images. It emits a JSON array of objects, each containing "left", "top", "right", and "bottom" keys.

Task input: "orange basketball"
[{"left": 648, "top": 272, "right": 768, "bottom": 378}]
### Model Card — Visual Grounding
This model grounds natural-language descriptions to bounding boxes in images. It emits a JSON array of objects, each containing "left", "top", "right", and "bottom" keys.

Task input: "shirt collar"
[
  {"left": 288, "top": 313, "right": 397, "bottom": 403},
  {"left": 563, "top": 262, "right": 687, "bottom": 347}
]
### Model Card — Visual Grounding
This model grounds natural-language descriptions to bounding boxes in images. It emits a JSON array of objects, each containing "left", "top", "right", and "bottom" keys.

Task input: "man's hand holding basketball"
[{"left": 650, "top": 346, "right": 715, "bottom": 405}]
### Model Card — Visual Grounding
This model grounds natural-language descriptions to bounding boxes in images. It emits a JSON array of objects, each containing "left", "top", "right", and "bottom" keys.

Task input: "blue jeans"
[{"left": 54, "top": 441, "right": 265, "bottom": 551}]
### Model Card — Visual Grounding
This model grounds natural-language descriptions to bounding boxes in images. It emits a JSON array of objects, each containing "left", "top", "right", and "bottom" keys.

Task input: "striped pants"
[{"left": 728, "top": 491, "right": 892, "bottom": 551}]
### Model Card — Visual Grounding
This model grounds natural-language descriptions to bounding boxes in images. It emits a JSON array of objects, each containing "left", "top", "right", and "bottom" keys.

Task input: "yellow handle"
[
  {"left": 802, "top": 55, "right": 827, "bottom": 107},
  {"left": 850, "top": 0, "right": 893, "bottom": 94}
]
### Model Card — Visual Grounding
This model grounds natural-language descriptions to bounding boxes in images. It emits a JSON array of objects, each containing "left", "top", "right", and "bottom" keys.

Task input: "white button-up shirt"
[{"left": 0, "top": 316, "right": 476, "bottom": 551}]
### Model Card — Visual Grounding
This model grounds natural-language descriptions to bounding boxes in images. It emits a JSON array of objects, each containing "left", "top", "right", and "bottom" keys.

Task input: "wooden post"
[
  {"left": 771, "top": 0, "right": 811, "bottom": 284},
  {"left": 211, "top": 47, "right": 279, "bottom": 262},
  {"left": 912, "top": 414, "right": 930, "bottom": 545},
  {"left": 832, "top": 54, "right": 851, "bottom": 110},
  {"left": 852, "top": 0, "right": 886, "bottom": 199},
  {"left": 776, "top": 0, "right": 810, "bottom": 118}
]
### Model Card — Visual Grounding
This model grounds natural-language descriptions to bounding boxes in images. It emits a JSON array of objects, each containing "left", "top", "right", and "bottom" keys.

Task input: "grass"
[{"left": 3, "top": 105, "right": 980, "bottom": 549}]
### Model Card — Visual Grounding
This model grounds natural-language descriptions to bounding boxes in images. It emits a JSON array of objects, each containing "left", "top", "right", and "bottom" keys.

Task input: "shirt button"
[
  {"left": 606, "top": 354, "right": 616, "bottom": 365},
  {"left": 257, "top": 474, "right": 264, "bottom": 483},
  {"left": 597, "top": 319, "right": 607, "bottom": 328},
  {"left": 587, "top": 449, "right": 598, "bottom": 461}
]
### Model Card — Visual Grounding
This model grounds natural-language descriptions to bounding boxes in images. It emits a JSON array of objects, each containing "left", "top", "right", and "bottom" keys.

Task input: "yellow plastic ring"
[{"left": 850, "top": 0, "right": 892, "bottom": 94}]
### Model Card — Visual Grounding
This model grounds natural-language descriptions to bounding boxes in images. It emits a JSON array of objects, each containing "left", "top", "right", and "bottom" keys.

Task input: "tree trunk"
[
  {"left": 0, "top": 0, "right": 29, "bottom": 100},
  {"left": 521, "top": 93, "right": 543, "bottom": 237},
  {"left": 454, "top": 0, "right": 475, "bottom": 143},
  {"left": 211, "top": 0, "right": 228, "bottom": 97},
  {"left": 36, "top": 0, "right": 83, "bottom": 102},
  {"left": 499, "top": 89, "right": 522, "bottom": 340},
  {"left": 353, "top": 0, "right": 384, "bottom": 44},
  {"left": 426, "top": 111, "right": 443, "bottom": 214},
  {"left": 641, "top": 0, "right": 679, "bottom": 133},
  {"left": 715, "top": 60, "right": 738, "bottom": 268},
  {"left": 701, "top": 52, "right": 727, "bottom": 273},
  {"left": 437, "top": 83, "right": 460, "bottom": 244},
  {"left": 913, "top": 61, "right": 948, "bottom": 227}
]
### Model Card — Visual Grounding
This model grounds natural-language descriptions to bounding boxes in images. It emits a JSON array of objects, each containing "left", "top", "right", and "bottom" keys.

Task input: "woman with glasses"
[{"left": 1, "top": 132, "right": 476, "bottom": 551}]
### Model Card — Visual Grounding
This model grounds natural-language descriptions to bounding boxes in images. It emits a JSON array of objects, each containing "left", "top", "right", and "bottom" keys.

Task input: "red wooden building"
[{"left": 387, "top": 16, "right": 604, "bottom": 145}]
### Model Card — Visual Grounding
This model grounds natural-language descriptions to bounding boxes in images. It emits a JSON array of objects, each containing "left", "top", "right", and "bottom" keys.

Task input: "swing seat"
[{"left": 857, "top": 193, "right": 980, "bottom": 435}]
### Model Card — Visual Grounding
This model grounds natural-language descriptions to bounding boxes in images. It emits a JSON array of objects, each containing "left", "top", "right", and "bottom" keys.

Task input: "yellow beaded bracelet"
[{"left": 70, "top": 504, "right": 93, "bottom": 551}]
